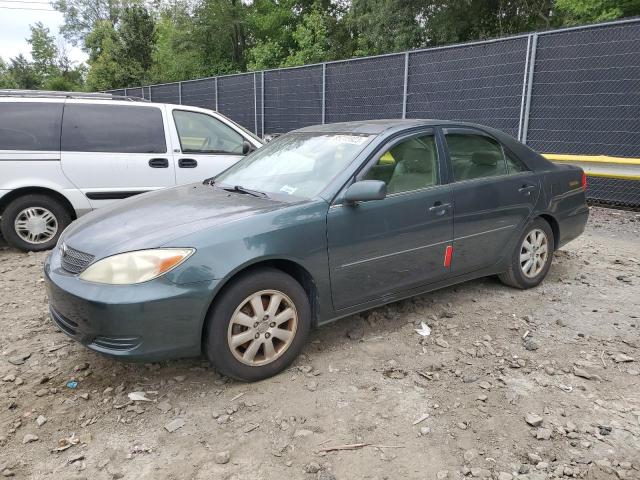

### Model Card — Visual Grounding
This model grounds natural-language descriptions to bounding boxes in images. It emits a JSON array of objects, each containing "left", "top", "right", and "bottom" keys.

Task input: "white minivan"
[{"left": 0, "top": 90, "right": 263, "bottom": 251}]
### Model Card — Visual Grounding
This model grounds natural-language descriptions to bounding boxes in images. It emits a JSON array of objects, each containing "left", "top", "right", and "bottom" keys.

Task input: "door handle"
[
  {"left": 429, "top": 201, "right": 451, "bottom": 216},
  {"left": 518, "top": 184, "right": 536, "bottom": 195},
  {"left": 148, "top": 158, "right": 169, "bottom": 168},
  {"left": 178, "top": 158, "right": 198, "bottom": 168}
]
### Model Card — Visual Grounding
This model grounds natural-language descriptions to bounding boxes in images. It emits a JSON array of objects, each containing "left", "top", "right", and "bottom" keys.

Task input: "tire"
[
  {"left": 498, "top": 217, "right": 555, "bottom": 289},
  {"left": 204, "top": 268, "right": 311, "bottom": 382},
  {"left": 0, "top": 194, "right": 71, "bottom": 252}
]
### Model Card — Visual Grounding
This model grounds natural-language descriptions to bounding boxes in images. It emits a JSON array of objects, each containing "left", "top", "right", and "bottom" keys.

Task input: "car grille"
[{"left": 60, "top": 245, "right": 94, "bottom": 274}]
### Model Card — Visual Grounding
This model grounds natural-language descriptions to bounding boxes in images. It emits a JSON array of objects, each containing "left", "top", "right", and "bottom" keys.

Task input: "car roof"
[
  {"left": 0, "top": 89, "right": 150, "bottom": 103},
  {"left": 294, "top": 119, "right": 471, "bottom": 135}
]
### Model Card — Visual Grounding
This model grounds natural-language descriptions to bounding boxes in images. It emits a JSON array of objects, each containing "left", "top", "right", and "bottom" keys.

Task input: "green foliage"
[
  {"left": 2, "top": 0, "right": 637, "bottom": 92},
  {"left": 85, "top": 5, "right": 157, "bottom": 90},
  {"left": 0, "top": 23, "right": 86, "bottom": 91},
  {"left": 28, "top": 23, "right": 59, "bottom": 78},
  {"left": 555, "top": 0, "right": 640, "bottom": 24}
]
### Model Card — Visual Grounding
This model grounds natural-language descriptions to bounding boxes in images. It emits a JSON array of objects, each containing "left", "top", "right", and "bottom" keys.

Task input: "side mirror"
[
  {"left": 343, "top": 180, "right": 387, "bottom": 204},
  {"left": 242, "top": 140, "right": 254, "bottom": 155}
]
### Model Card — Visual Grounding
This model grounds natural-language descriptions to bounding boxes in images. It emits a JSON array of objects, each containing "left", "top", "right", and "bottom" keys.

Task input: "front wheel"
[
  {"left": 498, "top": 218, "right": 555, "bottom": 289},
  {"left": 1, "top": 194, "right": 71, "bottom": 252},
  {"left": 204, "top": 268, "right": 311, "bottom": 382}
]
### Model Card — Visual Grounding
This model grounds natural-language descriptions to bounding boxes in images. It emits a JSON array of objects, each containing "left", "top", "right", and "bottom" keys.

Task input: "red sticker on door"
[{"left": 444, "top": 245, "right": 453, "bottom": 268}]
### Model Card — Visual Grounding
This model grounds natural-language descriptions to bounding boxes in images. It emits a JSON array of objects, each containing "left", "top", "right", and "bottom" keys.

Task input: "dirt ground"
[{"left": 0, "top": 206, "right": 639, "bottom": 480}]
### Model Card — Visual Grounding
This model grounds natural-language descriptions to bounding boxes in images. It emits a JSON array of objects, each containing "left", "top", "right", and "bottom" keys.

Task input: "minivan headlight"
[{"left": 79, "top": 248, "right": 194, "bottom": 284}]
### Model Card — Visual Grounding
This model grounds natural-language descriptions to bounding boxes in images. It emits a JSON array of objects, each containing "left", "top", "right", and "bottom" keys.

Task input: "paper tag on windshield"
[
  {"left": 329, "top": 135, "right": 369, "bottom": 145},
  {"left": 280, "top": 185, "right": 297, "bottom": 195}
]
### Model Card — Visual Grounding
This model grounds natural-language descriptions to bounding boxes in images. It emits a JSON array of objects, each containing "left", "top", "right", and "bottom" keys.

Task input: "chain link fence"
[{"left": 108, "top": 18, "right": 640, "bottom": 209}]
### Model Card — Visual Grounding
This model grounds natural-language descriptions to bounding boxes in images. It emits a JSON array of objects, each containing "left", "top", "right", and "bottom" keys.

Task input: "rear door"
[
  {"left": 60, "top": 100, "right": 175, "bottom": 209},
  {"left": 166, "top": 106, "right": 259, "bottom": 184},
  {"left": 327, "top": 130, "right": 454, "bottom": 310},
  {"left": 443, "top": 127, "right": 540, "bottom": 274}
]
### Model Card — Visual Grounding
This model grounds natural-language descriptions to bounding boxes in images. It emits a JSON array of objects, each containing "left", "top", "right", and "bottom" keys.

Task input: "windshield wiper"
[{"left": 222, "top": 185, "right": 268, "bottom": 198}]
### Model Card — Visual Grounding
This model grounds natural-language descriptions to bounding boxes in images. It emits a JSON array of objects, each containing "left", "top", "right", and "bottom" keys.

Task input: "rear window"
[
  {"left": 61, "top": 104, "right": 166, "bottom": 153},
  {"left": 0, "top": 102, "right": 63, "bottom": 151}
]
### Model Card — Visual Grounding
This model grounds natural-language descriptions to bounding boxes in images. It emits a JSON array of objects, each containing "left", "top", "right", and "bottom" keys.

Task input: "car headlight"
[{"left": 79, "top": 248, "right": 194, "bottom": 284}]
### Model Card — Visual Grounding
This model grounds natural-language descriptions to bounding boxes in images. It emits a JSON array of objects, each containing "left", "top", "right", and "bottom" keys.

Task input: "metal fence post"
[
  {"left": 402, "top": 52, "right": 409, "bottom": 119},
  {"left": 253, "top": 73, "right": 258, "bottom": 135},
  {"left": 517, "top": 35, "right": 532, "bottom": 141},
  {"left": 214, "top": 78, "right": 218, "bottom": 112},
  {"left": 261, "top": 71, "right": 265, "bottom": 137},
  {"left": 178, "top": 82, "right": 182, "bottom": 104},
  {"left": 124, "top": 88, "right": 128, "bottom": 97},
  {"left": 148, "top": 87, "right": 152, "bottom": 102},
  {"left": 321, "top": 63, "right": 326, "bottom": 124},
  {"left": 521, "top": 33, "right": 538, "bottom": 144}
]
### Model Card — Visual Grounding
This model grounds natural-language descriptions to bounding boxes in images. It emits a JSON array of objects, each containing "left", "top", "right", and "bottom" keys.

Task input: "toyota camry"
[{"left": 45, "top": 120, "right": 589, "bottom": 381}]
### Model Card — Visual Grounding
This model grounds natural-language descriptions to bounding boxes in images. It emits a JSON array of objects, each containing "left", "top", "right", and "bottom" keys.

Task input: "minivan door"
[
  {"left": 166, "top": 106, "right": 259, "bottom": 184},
  {"left": 60, "top": 101, "right": 176, "bottom": 209}
]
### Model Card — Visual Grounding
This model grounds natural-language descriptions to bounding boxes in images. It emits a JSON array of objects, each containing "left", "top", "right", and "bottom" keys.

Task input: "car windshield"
[{"left": 215, "top": 132, "right": 372, "bottom": 199}]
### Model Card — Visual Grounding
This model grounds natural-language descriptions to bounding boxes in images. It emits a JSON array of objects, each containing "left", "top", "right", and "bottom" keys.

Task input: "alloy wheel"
[
  {"left": 227, "top": 289, "right": 298, "bottom": 367},
  {"left": 14, "top": 207, "right": 58, "bottom": 245},
  {"left": 520, "top": 228, "right": 548, "bottom": 278}
]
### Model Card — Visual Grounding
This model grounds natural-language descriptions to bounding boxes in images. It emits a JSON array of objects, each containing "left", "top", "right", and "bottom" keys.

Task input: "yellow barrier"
[{"left": 542, "top": 154, "right": 640, "bottom": 181}]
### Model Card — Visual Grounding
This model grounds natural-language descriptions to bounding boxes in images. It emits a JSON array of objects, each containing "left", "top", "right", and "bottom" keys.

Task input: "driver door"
[{"left": 167, "top": 106, "right": 249, "bottom": 184}]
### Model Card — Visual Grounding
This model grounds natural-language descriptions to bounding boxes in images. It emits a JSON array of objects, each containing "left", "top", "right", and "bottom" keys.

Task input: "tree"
[
  {"left": 0, "top": 58, "right": 18, "bottom": 88},
  {"left": 52, "top": 0, "right": 131, "bottom": 46},
  {"left": 555, "top": 0, "right": 640, "bottom": 24},
  {"left": 344, "top": 0, "right": 427, "bottom": 56},
  {"left": 8, "top": 55, "right": 41, "bottom": 89},
  {"left": 285, "top": 8, "right": 332, "bottom": 66},
  {"left": 192, "top": 0, "right": 249, "bottom": 74},
  {"left": 28, "top": 23, "right": 59, "bottom": 79},
  {"left": 118, "top": 5, "right": 157, "bottom": 73},
  {"left": 85, "top": 5, "right": 156, "bottom": 89},
  {"left": 150, "top": 7, "right": 203, "bottom": 83}
]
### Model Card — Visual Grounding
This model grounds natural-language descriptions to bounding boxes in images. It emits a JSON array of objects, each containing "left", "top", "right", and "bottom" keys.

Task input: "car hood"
[{"left": 61, "top": 183, "right": 288, "bottom": 258}]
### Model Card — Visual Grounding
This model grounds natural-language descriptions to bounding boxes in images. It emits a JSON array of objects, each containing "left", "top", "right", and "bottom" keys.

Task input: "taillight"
[{"left": 581, "top": 172, "right": 587, "bottom": 190}]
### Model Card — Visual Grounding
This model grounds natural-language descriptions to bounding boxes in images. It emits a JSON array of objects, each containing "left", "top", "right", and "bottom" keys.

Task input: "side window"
[
  {"left": 62, "top": 104, "right": 166, "bottom": 153},
  {"left": 173, "top": 110, "right": 244, "bottom": 155},
  {"left": 363, "top": 134, "right": 438, "bottom": 194},
  {"left": 446, "top": 133, "right": 507, "bottom": 181},
  {"left": 0, "top": 102, "right": 62, "bottom": 151},
  {"left": 505, "top": 150, "right": 528, "bottom": 173}
]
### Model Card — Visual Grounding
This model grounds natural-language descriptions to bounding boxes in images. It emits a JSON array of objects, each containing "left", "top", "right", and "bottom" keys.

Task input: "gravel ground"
[{"left": 0, "top": 206, "right": 639, "bottom": 480}]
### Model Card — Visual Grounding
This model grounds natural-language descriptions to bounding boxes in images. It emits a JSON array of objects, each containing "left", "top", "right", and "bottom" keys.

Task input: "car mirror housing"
[
  {"left": 242, "top": 140, "right": 254, "bottom": 155},
  {"left": 343, "top": 180, "right": 387, "bottom": 204}
]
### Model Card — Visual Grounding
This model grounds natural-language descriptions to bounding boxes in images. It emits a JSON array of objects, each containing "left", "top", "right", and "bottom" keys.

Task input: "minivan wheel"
[
  {"left": 0, "top": 195, "right": 71, "bottom": 252},
  {"left": 204, "top": 268, "right": 311, "bottom": 382},
  {"left": 498, "top": 218, "right": 555, "bottom": 289}
]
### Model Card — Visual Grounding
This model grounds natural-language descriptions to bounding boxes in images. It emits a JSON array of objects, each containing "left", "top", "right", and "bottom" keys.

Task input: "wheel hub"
[
  {"left": 227, "top": 289, "right": 298, "bottom": 367},
  {"left": 14, "top": 207, "right": 58, "bottom": 245}
]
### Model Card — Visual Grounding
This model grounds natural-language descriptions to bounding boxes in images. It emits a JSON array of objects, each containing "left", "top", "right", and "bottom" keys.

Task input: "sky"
[{"left": 0, "top": 3, "right": 88, "bottom": 65}]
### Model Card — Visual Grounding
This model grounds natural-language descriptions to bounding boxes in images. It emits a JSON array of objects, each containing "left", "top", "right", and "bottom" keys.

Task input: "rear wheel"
[
  {"left": 1, "top": 194, "right": 71, "bottom": 252},
  {"left": 498, "top": 218, "right": 554, "bottom": 289},
  {"left": 204, "top": 268, "right": 311, "bottom": 382}
]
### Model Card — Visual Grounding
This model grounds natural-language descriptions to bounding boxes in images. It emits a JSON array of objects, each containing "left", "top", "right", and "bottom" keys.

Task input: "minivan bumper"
[{"left": 44, "top": 247, "right": 217, "bottom": 361}]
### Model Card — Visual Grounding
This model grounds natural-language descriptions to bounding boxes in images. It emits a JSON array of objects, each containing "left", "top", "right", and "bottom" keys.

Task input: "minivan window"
[
  {"left": 173, "top": 110, "right": 245, "bottom": 155},
  {"left": 0, "top": 102, "right": 63, "bottom": 151},
  {"left": 61, "top": 104, "right": 166, "bottom": 153}
]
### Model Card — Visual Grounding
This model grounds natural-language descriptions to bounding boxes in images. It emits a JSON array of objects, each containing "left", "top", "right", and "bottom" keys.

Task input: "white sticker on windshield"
[
  {"left": 328, "top": 135, "right": 369, "bottom": 145},
  {"left": 280, "top": 185, "right": 298, "bottom": 195}
]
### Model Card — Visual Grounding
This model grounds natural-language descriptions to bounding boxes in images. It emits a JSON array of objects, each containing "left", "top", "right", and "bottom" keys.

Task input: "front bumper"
[{"left": 44, "top": 247, "right": 218, "bottom": 361}]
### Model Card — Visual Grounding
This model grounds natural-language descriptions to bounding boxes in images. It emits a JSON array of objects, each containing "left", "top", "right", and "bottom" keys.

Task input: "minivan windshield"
[{"left": 215, "top": 132, "right": 372, "bottom": 199}]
